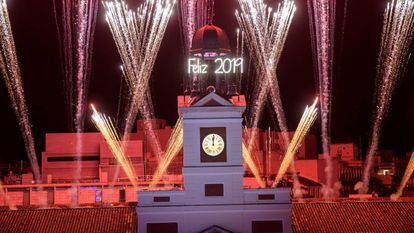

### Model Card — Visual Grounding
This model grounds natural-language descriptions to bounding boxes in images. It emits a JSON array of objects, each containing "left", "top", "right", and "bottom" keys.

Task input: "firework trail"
[
  {"left": 149, "top": 117, "right": 183, "bottom": 188},
  {"left": 178, "top": 0, "right": 208, "bottom": 54},
  {"left": 391, "top": 152, "right": 414, "bottom": 200},
  {"left": 53, "top": 0, "right": 98, "bottom": 132},
  {"left": 148, "top": 0, "right": 209, "bottom": 187},
  {"left": 359, "top": 0, "right": 414, "bottom": 194},
  {"left": 103, "top": 0, "right": 174, "bottom": 141},
  {"left": 105, "top": 0, "right": 174, "bottom": 183},
  {"left": 307, "top": 0, "right": 336, "bottom": 199},
  {"left": 266, "top": 127, "right": 272, "bottom": 177},
  {"left": 91, "top": 104, "right": 138, "bottom": 188},
  {"left": 242, "top": 125, "right": 264, "bottom": 175},
  {"left": 338, "top": 0, "right": 348, "bottom": 66},
  {"left": 236, "top": 0, "right": 301, "bottom": 194},
  {"left": 236, "top": 0, "right": 295, "bottom": 151},
  {"left": 236, "top": 28, "right": 244, "bottom": 90},
  {"left": 0, "top": 0, "right": 41, "bottom": 184},
  {"left": 242, "top": 141, "right": 265, "bottom": 188},
  {"left": 178, "top": 0, "right": 209, "bottom": 93},
  {"left": 120, "top": 65, "right": 162, "bottom": 158},
  {"left": 272, "top": 98, "right": 318, "bottom": 188},
  {"left": 53, "top": 0, "right": 98, "bottom": 190},
  {"left": 139, "top": 93, "right": 163, "bottom": 157},
  {"left": 116, "top": 66, "right": 126, "bottom": 125}
]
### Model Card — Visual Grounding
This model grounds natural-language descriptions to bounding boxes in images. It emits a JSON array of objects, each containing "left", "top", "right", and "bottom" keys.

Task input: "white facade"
[{"left": 137, "top": 93, "right": 292, "bottom": 233}]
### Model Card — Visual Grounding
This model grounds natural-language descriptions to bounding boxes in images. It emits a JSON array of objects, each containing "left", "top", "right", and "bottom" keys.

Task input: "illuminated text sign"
[{"left": 188, "top": 58, "right": 243, "bottom": 74}]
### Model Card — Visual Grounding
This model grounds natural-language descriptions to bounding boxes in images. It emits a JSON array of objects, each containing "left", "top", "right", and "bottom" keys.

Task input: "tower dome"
[{"left": 190, "top": 24, "right": 231, "bottom": 58}]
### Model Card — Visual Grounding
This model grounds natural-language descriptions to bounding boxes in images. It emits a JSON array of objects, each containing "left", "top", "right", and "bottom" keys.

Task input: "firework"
[
  {"left": 0, "top": 0, "right": 41, "bottom": 183},
  {"left": 243, "top": 125, "right": 264, "bottom": 175},
  {"left": 391, "top": 152, "right": 414, "bottom": 200},
  {"left": 307, "top": 0, "right": 336, "bottom": 198},
  {"left": 53, "top": 0, "right": 98, "bottom": 132},
  {"left": 272, "top": 98, "right": 318, "bottom": 188},
  {"left": 149, "top": 117, "right": 184, "bottom": 189},
  {"left": 106, "top": 0, "right": 174, "bottom": 182},
  {"left": 120, "top": 65, "right": 163, "bottom": 159},
  {"left": 266, "top": 127, "right": 272, "bottom": 178},
  {"left": 178, "top": 0, "right": 208, "bottom": 54},
  {"left": 236, "top": 0, "right": 295, "bottom": 151},
  {"left": 91, "top": 104, "right": 138, "bottom": 188},
  {"left": 178, "top": 0, "right": 209, "bottom": 92},
  {"left": 360, "top": 0, "right": 414, "bottom": 194},
  {"left": 236, "top": 0, "right": 300, "bottom": 193},
  {"left": 53, "top": 0, "right": 98, "bottom": 192},
  {"left": 103, "top": 0, "right": 174, "bottom": 140},
  {"left": 242, "top": 141, "right": 265, "bottom": 188}
]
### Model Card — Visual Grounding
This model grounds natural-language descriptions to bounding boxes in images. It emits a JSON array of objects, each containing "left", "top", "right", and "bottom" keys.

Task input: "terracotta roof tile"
[
  {"left": 2, "top": 201, "right": 414, "bottom": 232},
  {"left": 0, "top": 207, "right": 136, "bottom": 233},
  {"left": 293, "top": 201, "right": 414, "bottom": 233}
]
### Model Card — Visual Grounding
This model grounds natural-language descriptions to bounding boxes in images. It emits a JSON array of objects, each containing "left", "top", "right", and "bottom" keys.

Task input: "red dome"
[{"left": 190, "top": 24, "right": 231, "bottom": 57}]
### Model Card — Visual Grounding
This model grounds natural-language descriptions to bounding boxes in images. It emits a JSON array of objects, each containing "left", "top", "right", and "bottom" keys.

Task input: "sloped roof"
[
  {"left": 293, "top": 201, "right": 414, "bottom": 232},
  {"left": 192, "top": 92, "right": 233, "bottom": 107},
  {"left": 2, "top": 201, "right": 414, "bottom": 232},
  {"left": 0, "top": 207, "right": 136, "bottom": 233}
]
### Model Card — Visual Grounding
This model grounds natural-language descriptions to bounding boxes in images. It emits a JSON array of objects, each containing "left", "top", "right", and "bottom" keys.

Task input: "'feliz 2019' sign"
[{"left": 188, "top": 58, "right": 244, "bottom": 74}]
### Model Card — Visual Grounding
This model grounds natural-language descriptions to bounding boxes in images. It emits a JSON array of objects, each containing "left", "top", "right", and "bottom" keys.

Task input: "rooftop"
[
  {"left": 293, "top": 199, "right": 414, "bottom": 232},
  {"left": 1, "top": 199, "right": 414, "bottom": 232},
  {"left": 0, "top": 207, "right": 136, "bottom": 233}
]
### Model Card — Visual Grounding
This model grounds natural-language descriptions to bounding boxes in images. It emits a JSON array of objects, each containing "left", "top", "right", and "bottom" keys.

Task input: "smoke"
[
  {"left": 322, "top": 181, "right": 342, "bottom": 200},
  {"left": 354, "top": 181, "right": 368, "bottom": 194}
]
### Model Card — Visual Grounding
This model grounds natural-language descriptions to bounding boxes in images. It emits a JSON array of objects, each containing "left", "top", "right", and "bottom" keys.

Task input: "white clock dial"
[{"left": 202, "top": 133, "right": 225, "bottom": 156}]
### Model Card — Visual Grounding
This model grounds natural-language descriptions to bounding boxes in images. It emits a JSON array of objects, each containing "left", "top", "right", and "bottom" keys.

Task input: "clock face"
[
  {"left": 202, "top": 133, "right": 225, "bottom": 156},
  {"left": 200, "top": 127, "right": 227, "bottom": 163}
]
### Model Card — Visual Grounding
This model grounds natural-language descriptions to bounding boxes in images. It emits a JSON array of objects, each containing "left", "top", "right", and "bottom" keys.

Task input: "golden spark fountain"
[
  {"left": 91, "top": 104, "right": 138, "bottom": 188},
  {"left": 149, "top": 117, "right": 184, "bottom": 189},
  {"left": 391, "top": 152, "right": 414, "bottom": 200},
  {"left": 272, "top": 98, "right": 318, "bottom": 188}
]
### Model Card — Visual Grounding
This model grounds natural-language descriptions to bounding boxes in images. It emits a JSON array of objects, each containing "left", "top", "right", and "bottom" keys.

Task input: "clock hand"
[{"left": 212, "top": 135, "right": 215, "bottom": 146}]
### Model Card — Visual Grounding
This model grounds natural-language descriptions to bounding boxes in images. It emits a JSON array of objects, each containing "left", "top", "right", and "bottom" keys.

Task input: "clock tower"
[
  {"left": 137, "top": 23, "right": 291, "bottom": 233},
  {"left": 180, "top": 91, "right": 244, "bottom": 205},
  {"left": 137, "top": 92, "right": 292, "bottom": 233}
]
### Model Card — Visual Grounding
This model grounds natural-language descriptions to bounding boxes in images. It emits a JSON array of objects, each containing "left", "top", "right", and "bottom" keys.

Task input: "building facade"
[{"left": 137, "top": 92, "right": 292, "bottom": 233}]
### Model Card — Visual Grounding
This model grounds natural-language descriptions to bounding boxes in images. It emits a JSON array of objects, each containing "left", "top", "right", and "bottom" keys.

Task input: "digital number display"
[{"left": 188, "top": 58, "right": 243, "bottom": 74}]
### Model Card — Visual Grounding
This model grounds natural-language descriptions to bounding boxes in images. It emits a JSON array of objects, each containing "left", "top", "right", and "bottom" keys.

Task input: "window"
[
  {"left": 205, "top": 184, "right": 223, "bottom": 196},
  {"left": 147, "top": 223, "right": 178, "bottom": 233},
  {"left": 153, "top": 196, "right": 170, "bottom": 202},
  {"left": 47, "top": 156, "right": 99, "bottom": 162},
  {"left": 252, "top": 221, "right": 283, "bottom": 233},
  {"left": 119, "top": 189, "right": 126, "bottom": 202},
  {"left": 258, "top": 194, "right": 275, "bottom": 200},
  {"left": 109, "top": 157, "right": 142, "bottom": 165}
]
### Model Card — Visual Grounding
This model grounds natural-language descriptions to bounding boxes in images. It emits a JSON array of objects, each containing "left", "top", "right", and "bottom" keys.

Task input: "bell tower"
[
  {"left": 179, "top": 91, "right": 245, "bottom": 205},
  {"left": 137, "top": 23, "right": 292, "bottom": 233}
]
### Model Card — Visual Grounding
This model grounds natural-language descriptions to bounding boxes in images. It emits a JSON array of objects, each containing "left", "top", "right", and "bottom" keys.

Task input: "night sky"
[{"left": 0, "top": 0, "right": 413, "bottom": 164}]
